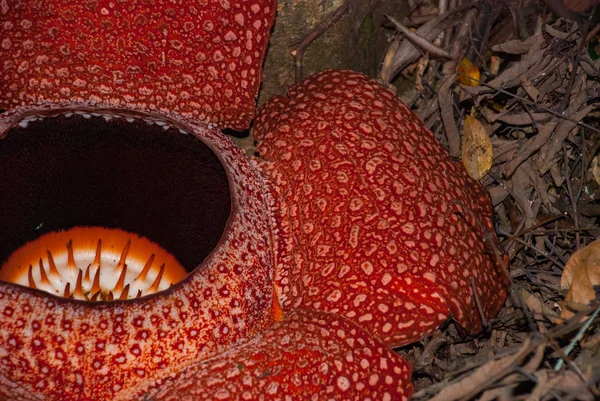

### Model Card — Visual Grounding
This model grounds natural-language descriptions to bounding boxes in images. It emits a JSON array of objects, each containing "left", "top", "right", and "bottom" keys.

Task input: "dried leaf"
[
  {"left": 520, "top": 75, "right": 539, "bottom": 102},
  {"left": 544, "top": 22, "right": 577, "bottom": 40},
  {"left": 529, "top": 370, "right": 593, "bottom": 401},
  {"left": 565, "top": 0, "right": 600, "bottom": 12},
  {"left": 456, "top": 57, "right": 480, "bottom": 86},
  {"left": 580, "top": 56, "right": 600, "bottom": 77},
  {"left": 488, "top": 185, "right": 509, "bottom": 206},
  {"left": 462, "top": 116, "right": 493, "bottom": 180},
  {"left": 521, "top": 288, "right": 560, "bottom": 321},
  {"left": 560, "top": 239, "right": 600, "bottom": 320},
  {"left": 491, "top": 111, "right": 550, "bottom": 126},
  {"left": 380, "top": 35, "right": 401, "bottom": 83},
  {"left": 491, "top": 35, "right": 543, "bottom": 55},
  {"left": 470, "top": 37, "right": 544, "bottom": 95},
  {"left": 537, "top": 71, "right": 562, "bottom": 100},
  {"left": 502, "top": 121, "right": 557, "bottom": 178},
  {"left": 427, "top": 339, "right": 533, "bottom": 401},
  {"left": 521, "top": 288, "right": 545, "bottom": 321},
  {"left": 539, "top": 103, "right": 596, "bottom": 174},
  {"left": 550, "top": 163, "right": 565, "bottom": 187}
]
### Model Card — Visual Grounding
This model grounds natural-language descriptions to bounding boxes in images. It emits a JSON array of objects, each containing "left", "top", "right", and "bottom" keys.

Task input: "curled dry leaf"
[
  {"left": 462, "top": 115, "right": 493, "bottom": 180},
  {"left": 560, "top": 239, "right": 600, "bottom": 320},
  {"left": 456, "top": 57, "right": 480, "bottom": 86}
]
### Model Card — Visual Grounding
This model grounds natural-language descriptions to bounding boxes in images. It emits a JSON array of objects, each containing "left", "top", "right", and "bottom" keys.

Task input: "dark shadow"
[{"left": 0, "top": 114, "right": 231, "bottom": 272}]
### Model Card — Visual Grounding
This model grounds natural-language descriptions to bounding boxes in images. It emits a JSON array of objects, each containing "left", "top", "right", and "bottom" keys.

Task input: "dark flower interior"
[{"left": 0, "top": 113, "right": 231, "bottom": 273}]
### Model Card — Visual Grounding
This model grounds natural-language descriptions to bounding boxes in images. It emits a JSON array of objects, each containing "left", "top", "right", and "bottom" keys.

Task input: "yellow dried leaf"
[
  {"left": 489, "top": 55, "right": 501, "bottom": 75},
  {"left": 592, "top": 155, "right": 600, "bottom": 186},
  {"left": 461, "top": 115, "right": 492, "bottom": 181},
  {"left": 456, "top": 57, "right": 480, "bottom": 86},
  {"left": 560, "top": 239, "right": 600, "bottom": 320}
]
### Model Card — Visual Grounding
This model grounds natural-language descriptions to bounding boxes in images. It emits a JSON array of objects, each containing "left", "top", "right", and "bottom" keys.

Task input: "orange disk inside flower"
[{"left": 0, "top": 226, "right": 187, "bottom": 301}]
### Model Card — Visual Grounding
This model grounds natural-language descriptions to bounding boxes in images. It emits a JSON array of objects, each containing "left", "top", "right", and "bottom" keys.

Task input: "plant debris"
[{"left": 381, "top": 0, "right": 600, "bottom": 400}]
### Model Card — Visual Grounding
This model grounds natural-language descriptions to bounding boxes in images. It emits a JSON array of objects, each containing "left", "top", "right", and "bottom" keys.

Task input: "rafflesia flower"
[{"left": 0, "top": 1, "right": 508, "bottom": 400}]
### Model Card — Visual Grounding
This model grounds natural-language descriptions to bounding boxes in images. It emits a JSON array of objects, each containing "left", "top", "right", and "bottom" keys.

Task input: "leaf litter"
[{"left": 380, "top": 1, "right": 600, "bottom": 400}]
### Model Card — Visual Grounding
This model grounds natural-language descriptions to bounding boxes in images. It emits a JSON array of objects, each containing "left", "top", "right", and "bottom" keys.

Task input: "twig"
[
  {"left": 385, "top": 14, "right": 452, "bottom": 59},
  {"left": 466, "top": 0, "right": 501, "bottom": 63},
  {"left": 543, "top": 237, "right": 569, "bottom": 265},
  {"left": 506, "top": 213, "right": 567, "bottom": 243},
  {"left": 498, "top": 230, "right": 564, "bottom": 269},
  {"left": 481, "top": 83, "right": 600, "bottom": 134},
  {"left": 471, "top": 277, "right": 489, "bottom": 329},
  {"left": 290, "top": 0, "right": 353, "bottom": 82},
  {"left": 558, "top": 25, "right": 588, "bottom": 114},
  {"left": 380, "top": 2, "right": 475, "bottom": 82},
  {"left": 563, "top": 143, "right": 582, "bottom": 249}
]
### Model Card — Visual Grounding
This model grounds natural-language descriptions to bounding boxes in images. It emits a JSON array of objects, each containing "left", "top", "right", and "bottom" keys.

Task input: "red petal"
[
  {"left": 0, "top": 0, "right": 276, "bottom": 130},
  {"left": 255, "top": 69, "right": 509, "bottom": 347},
  {"left": 143, "top": 309, "right": 413, "bottom": 401}
]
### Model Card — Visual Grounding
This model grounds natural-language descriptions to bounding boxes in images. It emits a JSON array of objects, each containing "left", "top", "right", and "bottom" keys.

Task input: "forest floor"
[{"left": 383, "top": 1, "right": 600, "bottom": 400}]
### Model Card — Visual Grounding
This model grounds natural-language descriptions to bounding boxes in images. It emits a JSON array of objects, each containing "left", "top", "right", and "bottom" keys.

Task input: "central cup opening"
[{"left": 0, "top": 111, "right": 231, "bottom": 300}]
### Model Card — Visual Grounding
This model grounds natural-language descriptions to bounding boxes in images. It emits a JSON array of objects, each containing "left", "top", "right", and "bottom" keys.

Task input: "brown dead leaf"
[
  {"left": 520, "top": 75, "right": 539, "bottom": 102},
  {"left": 537, "top": 70, "right": 564, "bottom": 100},
  {"left": 456, "top": 57, "right": 480, "bottom": 86},
  {"left": 538, "top": 75, "right": 590, "bottom": 173},
  {"left": 580, "top": 56, "right": 600, "bottom": 77},
  {"left": 560, "top": 239, "right": 600, "bottom": 320},
  {"left": 469, "top": 37, "right": 545, "bottom": 96},
  {"left": 415, "top": 54, "right": 429, "bottom": 92},
  {"left": 491, "top": 111, "right": 550, "bottom": 126},
  {"left": 529, "top": 370, "right": 594, "bottom": 401},
  {"left": 544, "top": 21, "right": 578, "bottom": 40},
  {"left": 502, "top": 121, "right": 558, "bottom": 178},
  {"left": 427, "top": 339, "right": 533, "bottom": 401},
  {"left": 494, "top": 37, "right": 543, "bottom": 84},
  {"left": 521, "top": 288, "right": 560, "bottom": 322},
  {"left": 491, "top": 35, "right": 543, "bottom": 55},
  {"left": 462, "top": 115, "right": 493, "bottom": 180}
]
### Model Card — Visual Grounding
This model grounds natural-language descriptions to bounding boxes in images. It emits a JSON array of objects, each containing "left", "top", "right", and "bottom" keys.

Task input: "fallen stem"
[
  {"left": 385, "top": 14, "right": 452, "bottom": 59},
  {"left": 290, "top": 0, "right": 353, "bottom": 82},
  {"left": 481, "top": 83, "right": 600, "bottom": 135}
]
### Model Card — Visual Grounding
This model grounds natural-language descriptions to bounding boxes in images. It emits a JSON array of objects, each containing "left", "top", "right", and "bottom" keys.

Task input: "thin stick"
[
  {"left": 481, "top": 83, "right": 600, "bottom": 135},
  {"left": 385, "top": 14, "right": 452, "bottom": 59},
  {"left": 471, "top": 277, "right": 489, "bottom": 328},
  {"left": 563, "top": 143, "right": 581, "bottom": 249},
  {"left": 290, "top": 1, "right": 353, "bottom": 82},
  {"left": 506, "top": 213, "right": 566, "bottom": 242}
]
